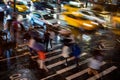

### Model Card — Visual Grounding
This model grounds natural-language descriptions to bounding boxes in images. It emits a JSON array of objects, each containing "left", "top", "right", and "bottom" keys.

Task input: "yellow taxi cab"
[
  {"left": 11, "top": 1, "right": 28, "bottom": 12},
  {"left": 111, "top": 16, "right": 120, "bottom": 35},
  {"left": 60, "top": 12, "right": 99, "bottom": 31}
]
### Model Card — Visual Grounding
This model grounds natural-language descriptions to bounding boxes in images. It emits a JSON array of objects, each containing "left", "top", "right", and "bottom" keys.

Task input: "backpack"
[{"left": 71, "top": 44, "right": 81, "bottom": 57}]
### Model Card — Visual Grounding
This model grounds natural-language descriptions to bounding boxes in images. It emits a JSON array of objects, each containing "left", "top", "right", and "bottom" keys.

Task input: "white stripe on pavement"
[
  {"left": 17, "top": 44, "right": 27, "bottom": 47},
  {"left": 87, "top": 66, "right": 117, "bottom": 80},
  {"left": 47, "top": 57, "right": 75, "bottom": 69},
  {"left": 57, "top": 57, "right": 91, "bottom": 74},
  {"left": 66, "top": 62, "right": 106, "bottom": 80},
  {"left": 45, "top": 54, "right": 62, "bottom": 62},
  {"left": 46, "top": 49, "right": 61, "bottom": 55},
  {"left": 41, "top": 74, "right": 58, "bottom": 80},
  {"left": 17, "top": 46, "right": 28, "bottom": 52},
  {"left": 0, "top": 52, "right": 30, "bottom": 62}
]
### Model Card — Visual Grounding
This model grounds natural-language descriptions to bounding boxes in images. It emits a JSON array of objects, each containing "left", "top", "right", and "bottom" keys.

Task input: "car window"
[
  {"left": 80, "top": 11, "right": 91, "bottom": 15},
  {"left": 33, "top": 13, "right": 42, "bottom": 18},
  {"left": 67, "top": 4, "right": 80, "bottom": 8},
  {"left": 66, "top": 14, "right": 88, "bottom": 20},
  {"left": 93, "top": 12, "right": 104, "bottom": 19},
  {"left": 16, "top": 2, "right": 24, "bottom": 5},
  {"left": 43, "top": 14, "right": 54, "bottom": 19},
  {"left": 66, "top": 14, "right": 78, "bottom": 19},
  {"left": 78, "top": 16, "right": 88, "bottom": 20}
]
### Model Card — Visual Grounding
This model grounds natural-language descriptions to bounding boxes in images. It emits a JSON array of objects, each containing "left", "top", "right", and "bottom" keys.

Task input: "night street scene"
[{"left": 0, "top": 0, "right": 120, "bottom": 80}]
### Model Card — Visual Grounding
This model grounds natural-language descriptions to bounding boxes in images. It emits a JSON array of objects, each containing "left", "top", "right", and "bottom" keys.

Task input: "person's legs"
[
  {"left": 50, "top": 39, "right": 52, "bottom": 48},
  {"left": 88, "top": 68, "right": 93, "bottom": 75},
  {"left": 40, "top": 60, "right": 48, "bottom": 72},
  {"left": 45, "top": 40, "right": 49, "bottom": 51},
  {"left": 75, "top": 57, "right": 79, "bottom": 67},
  {"left": 64, "top": 58, "right": 68, "bottom": 66},
  {"left": 43, "top": 62, "right": 49, "bottom": 72}
]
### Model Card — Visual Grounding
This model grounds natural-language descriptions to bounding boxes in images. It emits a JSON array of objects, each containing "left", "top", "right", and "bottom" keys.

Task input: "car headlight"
[{"left": 83, "top": 23, "right": 92, "bottom": 27}]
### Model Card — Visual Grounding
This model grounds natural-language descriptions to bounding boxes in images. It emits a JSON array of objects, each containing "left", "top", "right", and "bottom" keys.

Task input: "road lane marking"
[
  {"left": 45, "top": 54, "right": 61, "bottom": 62},
  {"left": 0, "top": 52, "right": 30, "bottom": 62},
  {"left": 47, "top": 57, "right": 75, "bottom": 69}
]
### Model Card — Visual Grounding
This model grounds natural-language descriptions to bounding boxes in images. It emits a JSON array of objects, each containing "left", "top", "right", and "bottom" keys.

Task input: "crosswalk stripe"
[
  {"left": 46, "top": 49, "right": 61, "bottom": 55},
  {"left": 17, "top": 46, "right": 28, "bottom": 52},
  {"left": 45, "top": 54, "right": 61, "bottom": 62},
  {"left": 57, "top": 57, "right": 91, "bottom": 74},
  {"left": 87, "top": 66, "right": 117, "bottom": 80},
  {"left": 41, "top": 74, "right": 58, "bottom": 80},
  {"left": 17, "top": 44, "right": 27, "bottom": 48},
  {"left": 47, "top": 57, "right": 75, "bottom": 69},
  {"left": 0, "top": 52, "right": 30, "bottom": 62},
  {"left": 66, "top": 62, "right": 106, "bottom": 80}
]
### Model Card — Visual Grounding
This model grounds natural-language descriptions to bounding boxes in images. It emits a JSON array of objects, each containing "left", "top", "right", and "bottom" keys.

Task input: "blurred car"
[
  {"left": 60, "top": 12, "right": 99, "bottom": 31},
  {"left": 10, "top": 1, "right": 29, "bottom": 13},
  {"left": 111, "top": 16, "right": 120, "bottom": 35},
  {"left": 62, "top": 1, "right": 84, "bottom": 11},
  {"left": 73, "top": 9, "right": 106, "bottom": 24},
  {"left": 0, "top": 1, "right": 7, "bottom": 12},
  {"left": 29, "top": 11, "right": 59, "bottom": 30},
  {"left": 33, "top": 1, "right": 54, "bottom": 13}
]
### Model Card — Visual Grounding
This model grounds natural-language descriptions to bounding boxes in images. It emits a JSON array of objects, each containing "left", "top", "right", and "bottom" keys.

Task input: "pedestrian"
[
  {"left": 43, "top": 30, "right": 50, "bottom": 51},
  {"left": 88, "top": 49, "right": 103, "bottom": 76},
  {"left": 48, "top": 29, "right": 55, "bottom": 49},
  {"left": 10, "top": 17, "right": 24, "bottom": 48},
  {"left": 61, "top": 43, "right": 71, "bottom": 66},
  {"left": 86, "top": 0, "right": 88, "bottom": 7},
  {"left": 71, "top": 43, "right": 81, "bottom": 67},
  {"left": 27, "top": 34, "right": 48, "bottom": 72}
]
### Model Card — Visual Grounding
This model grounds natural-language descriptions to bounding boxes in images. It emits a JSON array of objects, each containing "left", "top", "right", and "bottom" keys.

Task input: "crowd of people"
[{"left": 0, "top": 11, "right": 105, "bottom": 77}]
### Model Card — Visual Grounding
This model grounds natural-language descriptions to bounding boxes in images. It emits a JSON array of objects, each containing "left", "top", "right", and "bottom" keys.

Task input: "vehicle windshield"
[
  {"left": 33, "top": 13, "right": 42, "bottom": 18},
  {"left": 43, "top": 14, "right": 54, "bottom": 19},
  {"left": 66, "top": 14, "right": 88, "bottom": 20},
  {"left": 16, "top": 2, "right": 24, "bottom": 5},
  {"left": 93, "top": 13, "right": 105, "bottom": 19},
  {"left": 68, "top": 4, "right": 80, "bottom": 8},
  {"left": 80, "top": 11, "right": 91, "bottom": 15},
  {"left": 77, "top": 16, "right": 88, "bottom": 20}
]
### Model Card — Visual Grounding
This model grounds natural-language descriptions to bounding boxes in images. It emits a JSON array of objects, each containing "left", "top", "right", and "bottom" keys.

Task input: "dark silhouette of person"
[{"left": 44, "top": 30, "right": 50, "bottom": 51}]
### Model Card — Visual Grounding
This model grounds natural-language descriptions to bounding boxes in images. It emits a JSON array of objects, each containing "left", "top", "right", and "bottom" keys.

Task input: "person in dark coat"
[{"left": 44, "top": 30, "right": 50, "bottom": 51}]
